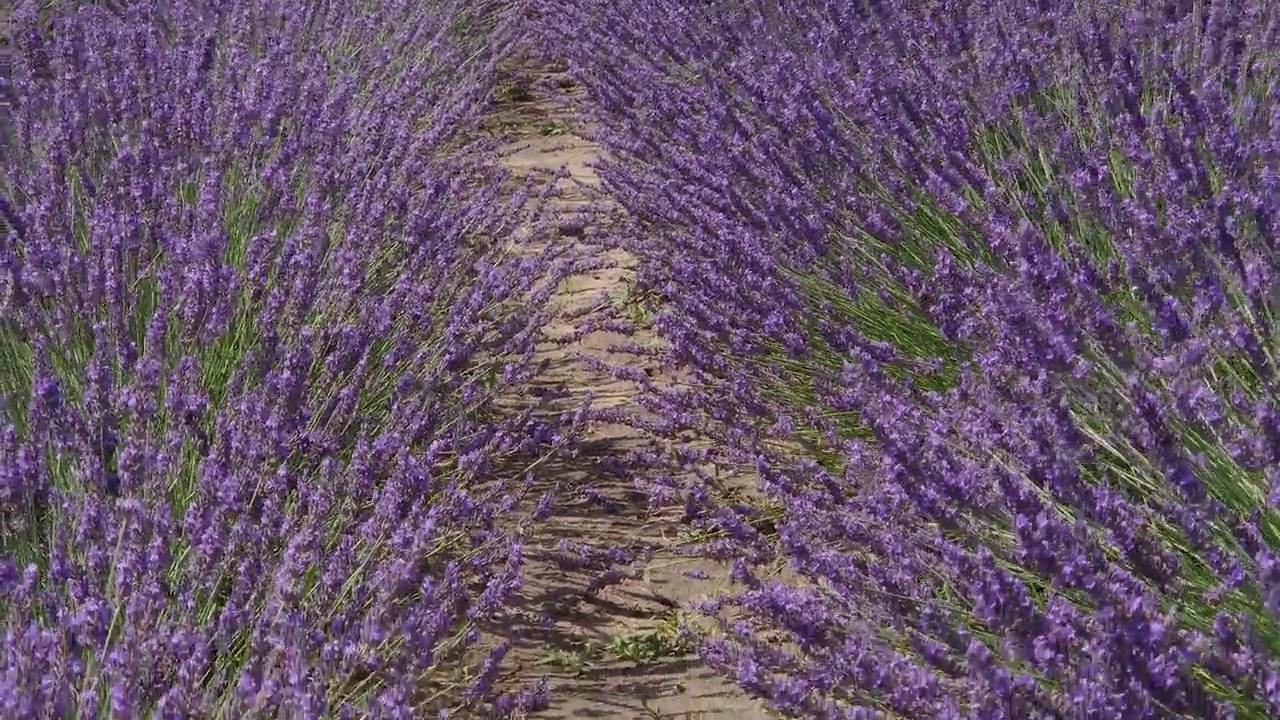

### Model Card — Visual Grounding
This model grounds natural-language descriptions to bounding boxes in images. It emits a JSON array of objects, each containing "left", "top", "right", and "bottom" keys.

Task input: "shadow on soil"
[{"left": 482, "top": 428, "right": 755, "bottom": 718}]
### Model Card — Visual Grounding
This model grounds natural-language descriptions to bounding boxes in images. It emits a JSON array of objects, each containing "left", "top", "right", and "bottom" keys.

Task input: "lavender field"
[{"left": 4, "top": 0, "right": 1280, "bottom": 718}]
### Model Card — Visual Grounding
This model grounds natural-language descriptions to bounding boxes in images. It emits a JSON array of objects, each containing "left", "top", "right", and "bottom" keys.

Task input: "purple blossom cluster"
[
  {"left": 2, "top": 0, "right": 574, "bottom": 716},
  {"left": 539, "top": 0, "right": 1280, "bottom": 717}
]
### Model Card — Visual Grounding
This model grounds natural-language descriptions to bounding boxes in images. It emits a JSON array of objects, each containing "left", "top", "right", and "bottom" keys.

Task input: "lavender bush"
[
  {"left": 541, "top": 0, "right": 1280, "bottom": 717},
  {"left": 1, "top": 0, "right": 573, "bottom": 716}
]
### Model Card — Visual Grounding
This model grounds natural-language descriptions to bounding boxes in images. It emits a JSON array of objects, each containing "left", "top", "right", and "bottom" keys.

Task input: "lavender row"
[
  {"left": 1, "top": 0, "right": 575, "bottom": 716},
  {"left": 540, "top": 1, "right": 1280, "bottom": 717}
]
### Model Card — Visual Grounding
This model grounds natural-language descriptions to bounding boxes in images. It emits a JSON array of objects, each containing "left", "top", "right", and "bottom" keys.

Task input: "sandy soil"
[{"left": 485, "top": 61, "right": 774, "bottom": 720}]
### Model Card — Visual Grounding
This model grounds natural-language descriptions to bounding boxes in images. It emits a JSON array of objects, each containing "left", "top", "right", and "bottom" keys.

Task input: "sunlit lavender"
[
  {"left": 539, "top": 0, "right": 1280, "bottom": 717},
  {"left": 2, "top": 0, "right": 571, "bottom": 715},
  {"left": 8, "top": 0, "right": 1280, "bottom": 717}
]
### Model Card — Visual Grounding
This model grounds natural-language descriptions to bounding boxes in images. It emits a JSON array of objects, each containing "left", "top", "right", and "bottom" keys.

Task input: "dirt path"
[{"left": 486, "top": 63, "right": 772, "bottom": 720}]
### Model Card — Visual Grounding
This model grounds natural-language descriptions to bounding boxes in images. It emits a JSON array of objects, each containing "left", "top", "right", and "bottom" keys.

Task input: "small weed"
[
  {"left": 610, "top": 277, "right": 660, "bottom": 326},
  {"left": 540, "top": 121, "right": 569, "bottom": 136},
  {"left": 536, "top": 639, "right": 605, "bottom": 677},
  {"left": 605, "top": 614, "right": 694, "bottom": 665},
  {"left": 493, "top": 80, "right": 534, "bottom": 104},
  {"left": 535, "top": 614, "right": 696, "bottom": 682},
  {"left": 544, "top": 648, "right": 582, "bottom": 673}
]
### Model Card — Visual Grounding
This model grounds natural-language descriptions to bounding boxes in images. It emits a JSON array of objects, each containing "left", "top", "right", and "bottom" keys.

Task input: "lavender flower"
[
  {"left": 2, "top": 0, "right": 576, "bottom": 715},
  {"left": 539, "top": 0, "right": 1280, "bottom": 716}
]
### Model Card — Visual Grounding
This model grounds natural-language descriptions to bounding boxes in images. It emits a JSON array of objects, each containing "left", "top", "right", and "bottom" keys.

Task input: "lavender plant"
[
  {"left": 541, "top": 0, "right": 1280, "bottom": 717},
  {"left": 1, "top": 0, "right": 572, "bottom": 716}
]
